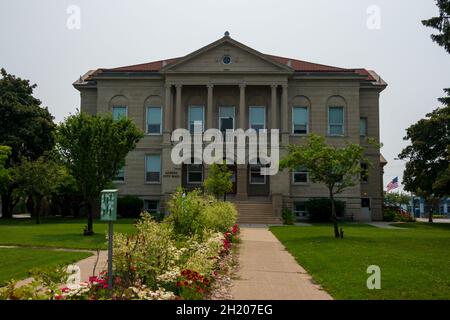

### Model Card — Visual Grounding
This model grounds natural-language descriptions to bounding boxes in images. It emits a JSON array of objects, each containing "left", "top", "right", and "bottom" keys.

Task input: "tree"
[
  {"left": 13, "top": 156, "right": 65, "bottom": 224},
  {"left": 384, "top": 191, "right": 411, "bottom": 207},
  {"left": 280, "top": 134, "right": 372, "bottom": 238},
  {"left": 57, "top": 112, "right": 143, "bottom": 235},
  {"left": 422, "top": 0, "right": 450, "bottom": 54},
  {"left": 0, "top": 146, "right": 11, "bottom": 194},
  {"left": 203, "top": 162, "right": 233, "bottom": 200},
  {"left": 422, "top": 1, "right": 450, "bottom": 106},
  {"left": 398, "top": 107, "right": 450, "bottom": 223},
  {"left": 0, "top": 69, "right": 56, "bottom": 218}
]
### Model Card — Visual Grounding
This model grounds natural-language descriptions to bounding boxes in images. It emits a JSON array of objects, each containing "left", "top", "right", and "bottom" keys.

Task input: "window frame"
[
  {"left": 249, "top": 106, "right": 266, "bottom": 132},
  {"left": 359, "top": 117, "right": 368, "bottom": 137},
  {"left": 112, "top": 106, "right": 128, "bottom": 121},
  {"left": 188, "top": 105, "right": 205, "bottom": 133},
  {"left": 328, "top": 106, "right": 345, "bottom": 136},
  {"left": 145, "top": 154, "right": 161, "bottom": 184},
  {"left": 249, "top": 164, "right": 266, "bottom": 185},
  {"left": 292, "top": 167, "right": 309, "bottom": 184},
  {"left": 146, "top": 106, "right": 163, "bottom": 135},
  {"left": 293, "top": 201, "right": 308, "bottom": 218},
  {"left": 219, "top": 106, "right": 235, "bottom": 132},
  {"left": 113, "top": 165, "right": 125, "bottom": 183},
  {"left": 144, "top": 200, "right": 160, "bottom": 214},
  {"left": 292, "top": 106, "right": 309, "bottom": 135},
  {"left": 187, "top": 163, "right": 204, "bottom": 184}
]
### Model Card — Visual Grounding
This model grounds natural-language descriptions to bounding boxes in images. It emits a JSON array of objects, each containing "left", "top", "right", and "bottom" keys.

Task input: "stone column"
[
  {"left": 271, "top": 84, "right": 278, "bottom": 129},
  {"left": 175, "top": 84, "right": 183, "bottom": 129},
  {"left": 239, "top": 83, "right": 246, "bottom": 129},
  {"left": 206, "top": 84, "right": 214, "bottom": 129},
  {"left": 281, "top": 84, "right": 289, "bottom": 144},
  {"left": 163, "top": 84, "right": 172, "bottom": 144}
]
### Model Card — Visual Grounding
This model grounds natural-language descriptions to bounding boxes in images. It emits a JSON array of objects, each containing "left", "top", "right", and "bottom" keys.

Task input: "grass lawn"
[
  {"left": 0, "top": 218, "right": 136, "bottom": 250},
  {"left": 270, "top": 223, "right": 450, "bottom": 300},
  {"left": 0, "top": 248, "right": 92, "bottom": 286}
]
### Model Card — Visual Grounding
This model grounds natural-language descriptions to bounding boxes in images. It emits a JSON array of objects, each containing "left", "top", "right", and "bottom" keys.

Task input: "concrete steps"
[{"left": 233, "top": 202, "right": 282, "bottom": 224}]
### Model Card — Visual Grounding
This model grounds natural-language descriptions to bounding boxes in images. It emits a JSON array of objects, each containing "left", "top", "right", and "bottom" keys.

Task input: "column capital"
[
  {"left": 271, "top": 84, "right": 278, "bottom": 90},
  {"left": 206, "top": 83, "right": 214, "bottom": 89},
  {"left": 175, "top": 84, "right": 183, "bottom": 89},
  {"left": 165, "top": 83, "right": 172, "bottom": 89},
  {"left": 281, "top": 83, "right": 289, "bottom": 89},
  {"left": 239, "top": 83, "right": 246, "bottom": 89}
]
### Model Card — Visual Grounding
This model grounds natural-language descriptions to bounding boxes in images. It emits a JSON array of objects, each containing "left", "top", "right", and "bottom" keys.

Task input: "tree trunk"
[
  {"left": 426, "top": 197, "right": 433, "bottom": 223},
  {"left": 85, "top": 200, "right": 94, "bottom": 236},
  {"left": 34, "top": 197, "right": 41, "bottom": 225},
  {"left": 1, "top": 192, "right": 13, "bottom": 219},
  {"left": 330, "top": 190, "right": 340, "bottom": 238}
]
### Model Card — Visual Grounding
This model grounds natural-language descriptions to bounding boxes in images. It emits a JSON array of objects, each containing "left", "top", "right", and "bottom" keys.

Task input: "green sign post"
[{"left": 101, "top": 189, "right": 118, "bottom": 292}]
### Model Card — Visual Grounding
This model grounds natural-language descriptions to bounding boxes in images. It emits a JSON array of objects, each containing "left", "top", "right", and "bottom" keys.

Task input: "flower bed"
[{"left": 0, "top": 190, "right": 240, "bottom": 300}]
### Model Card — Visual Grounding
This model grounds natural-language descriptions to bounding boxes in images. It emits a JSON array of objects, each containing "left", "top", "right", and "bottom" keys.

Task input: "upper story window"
[
  {"left": 222, "top": 55, "right": 232, "bottom": 65},
  {"left": 147, "top": 106, "right": 162, "bottom": 134},
  {"left": 112, "top": 106, "right": 127, "bottom": 121},
  {"left": 292, "top": 106, "right": 308, "bottom": 135},
  {"left": 328, "top": 106, "right": 344, "bottom": 136},
  {"left": 145, "top": 154, "right": 161, "bottom": 183},
  {"left": 219, "top": 106, "right": 235, "bottom": 132},
  {"left": 359, "top": 117, "right": 368, "bottom": 137},
  {"left": 293, "top": 167, "right": 308, "bottom": 184},
  {"left": 360, "top": 162, "right": 369, "bottom": 182},
  {"left": 249, "top": 106, "right": 266, "bottom": 132},
  {"left": 189, "top": 106, "right": 205, "bottom": 133}
]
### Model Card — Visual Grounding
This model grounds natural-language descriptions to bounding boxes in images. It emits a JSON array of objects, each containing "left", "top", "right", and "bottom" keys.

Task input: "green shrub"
[
  {"left": 117, "top": 195, "right": 144, "bottom": 218},
  {"left": 305, "top": 198, "right": 345, "bottom": 222},
  {"left": 202, "top": 201, "right": 237, "bottom": 233},
  {"left": 165, "top": 188, "right": 237, "bottom": 239},
  {"left": 383, "top": 206, "right": 396, "bottom": 222},
  {"left": 282, "top": 208, "right": 295, "bottom": 225}
]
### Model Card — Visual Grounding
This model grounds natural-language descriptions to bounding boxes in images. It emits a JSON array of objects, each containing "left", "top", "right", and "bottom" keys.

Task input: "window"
[
  {"left": 293, "top": 202, "right": 308, "bottom": 218},
  {"left": 219, "top": 106, "right": 235, "bottom": 132},
  {"left": 249, "top": 107, "right": 265, "bottom": 132},
  {"left": 222, "top": 55, "right": 232, "bottom": 65},
  {"left": 145, "top": 154, "right": 161, "bottom": 183},
  {"left": 189, "top": 106, "right": 205, "bottom": 133},
  {"left": 359, "top": 117, "right": 367, "bottom": 137},
  {"left": 144, "top": 200, "right": 159, "bottom": 215},
  {"left": 114, "top": 166, "right": 125, "bottom": 182},
  {"left": 328, "top": 106, "right": 344, "bottom": 135},
  {"left": 112, "top": 106, "right": 127, "bottom": 121},
  {"left": 147, "top": 107, "right": 162, "bottom": 134},
  {"left": 187, "top": 163, "right": 203, "bottom": 184},
  {"left": 249, "top": 163, "right": 266, "bottom": 184},
  {"left": 293, "top": 167, "right": 308, "bottom": 184},
  {"left": 292, "top": 107, "right": 308, "bottom": 134},
  {"left": 361, "top": 163, "right": 369, "bottom": 182}
]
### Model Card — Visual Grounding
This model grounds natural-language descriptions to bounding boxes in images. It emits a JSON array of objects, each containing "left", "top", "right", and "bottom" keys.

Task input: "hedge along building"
[{"left": 73, "top": 33, "right": 388, "bottom": 223}]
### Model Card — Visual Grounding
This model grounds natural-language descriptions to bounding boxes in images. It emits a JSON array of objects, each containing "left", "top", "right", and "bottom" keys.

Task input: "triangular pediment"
[{"left": 162, "top": 36, "right": 293, "bottom": 74}]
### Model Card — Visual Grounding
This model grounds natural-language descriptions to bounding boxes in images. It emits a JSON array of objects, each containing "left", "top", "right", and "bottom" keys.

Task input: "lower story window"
[
  {"left": 144, "top": 200, "right": 159, "bottom": 214},
  {"left": 293, "top": 202, "right": 308, "bottom": 218},
  {"left": 145, "top": 154, "right": 161, "bottom": 183},
  {"left": 187, "top": 164, "right": 203, "bottom": 184},
  {"left": 114, "top": 166, "right": 125, "bottom": 182},
  {"left": 249, "top": 164, "right": 266, "bottom": 184}
]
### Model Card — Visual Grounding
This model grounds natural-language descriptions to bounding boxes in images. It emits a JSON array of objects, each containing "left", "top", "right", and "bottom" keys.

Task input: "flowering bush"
[{"left": 2, "top": 190, "right": 239, "bottom": 300}]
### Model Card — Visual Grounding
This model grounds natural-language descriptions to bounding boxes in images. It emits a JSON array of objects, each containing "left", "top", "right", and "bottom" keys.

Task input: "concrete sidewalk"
[{"left": 231, "top": 228, "right": 332, "bottom": 300}]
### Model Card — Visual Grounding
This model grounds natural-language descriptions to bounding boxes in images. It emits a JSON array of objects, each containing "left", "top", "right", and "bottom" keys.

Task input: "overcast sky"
[{"left": 1, "top": 0, "right": 449, "bottom": 190}]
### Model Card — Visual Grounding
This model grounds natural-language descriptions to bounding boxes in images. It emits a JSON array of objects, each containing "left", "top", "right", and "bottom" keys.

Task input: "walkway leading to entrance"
[{"left": 231, "top": 227, "right": 332, "bottom": 300}]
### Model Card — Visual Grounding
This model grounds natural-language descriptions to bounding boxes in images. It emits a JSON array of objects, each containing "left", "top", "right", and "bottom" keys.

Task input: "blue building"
[{"left": 410, "top": 197, "right": 449, "bottom": 218}]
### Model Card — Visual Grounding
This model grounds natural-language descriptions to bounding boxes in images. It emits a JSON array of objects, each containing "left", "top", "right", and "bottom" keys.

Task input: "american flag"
[{"left": 386, "top": 177, "right": 399, "bottom": 191}]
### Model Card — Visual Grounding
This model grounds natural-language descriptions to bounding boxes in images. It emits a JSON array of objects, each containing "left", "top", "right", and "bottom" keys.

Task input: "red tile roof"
[{"left": 87, "top": 54, "right": 375, "bottom": 81}]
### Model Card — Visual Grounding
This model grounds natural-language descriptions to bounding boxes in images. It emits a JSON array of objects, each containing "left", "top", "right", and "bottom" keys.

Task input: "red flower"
[{"left": 55, "top": 294, "right": 63, "bottom": 300}]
